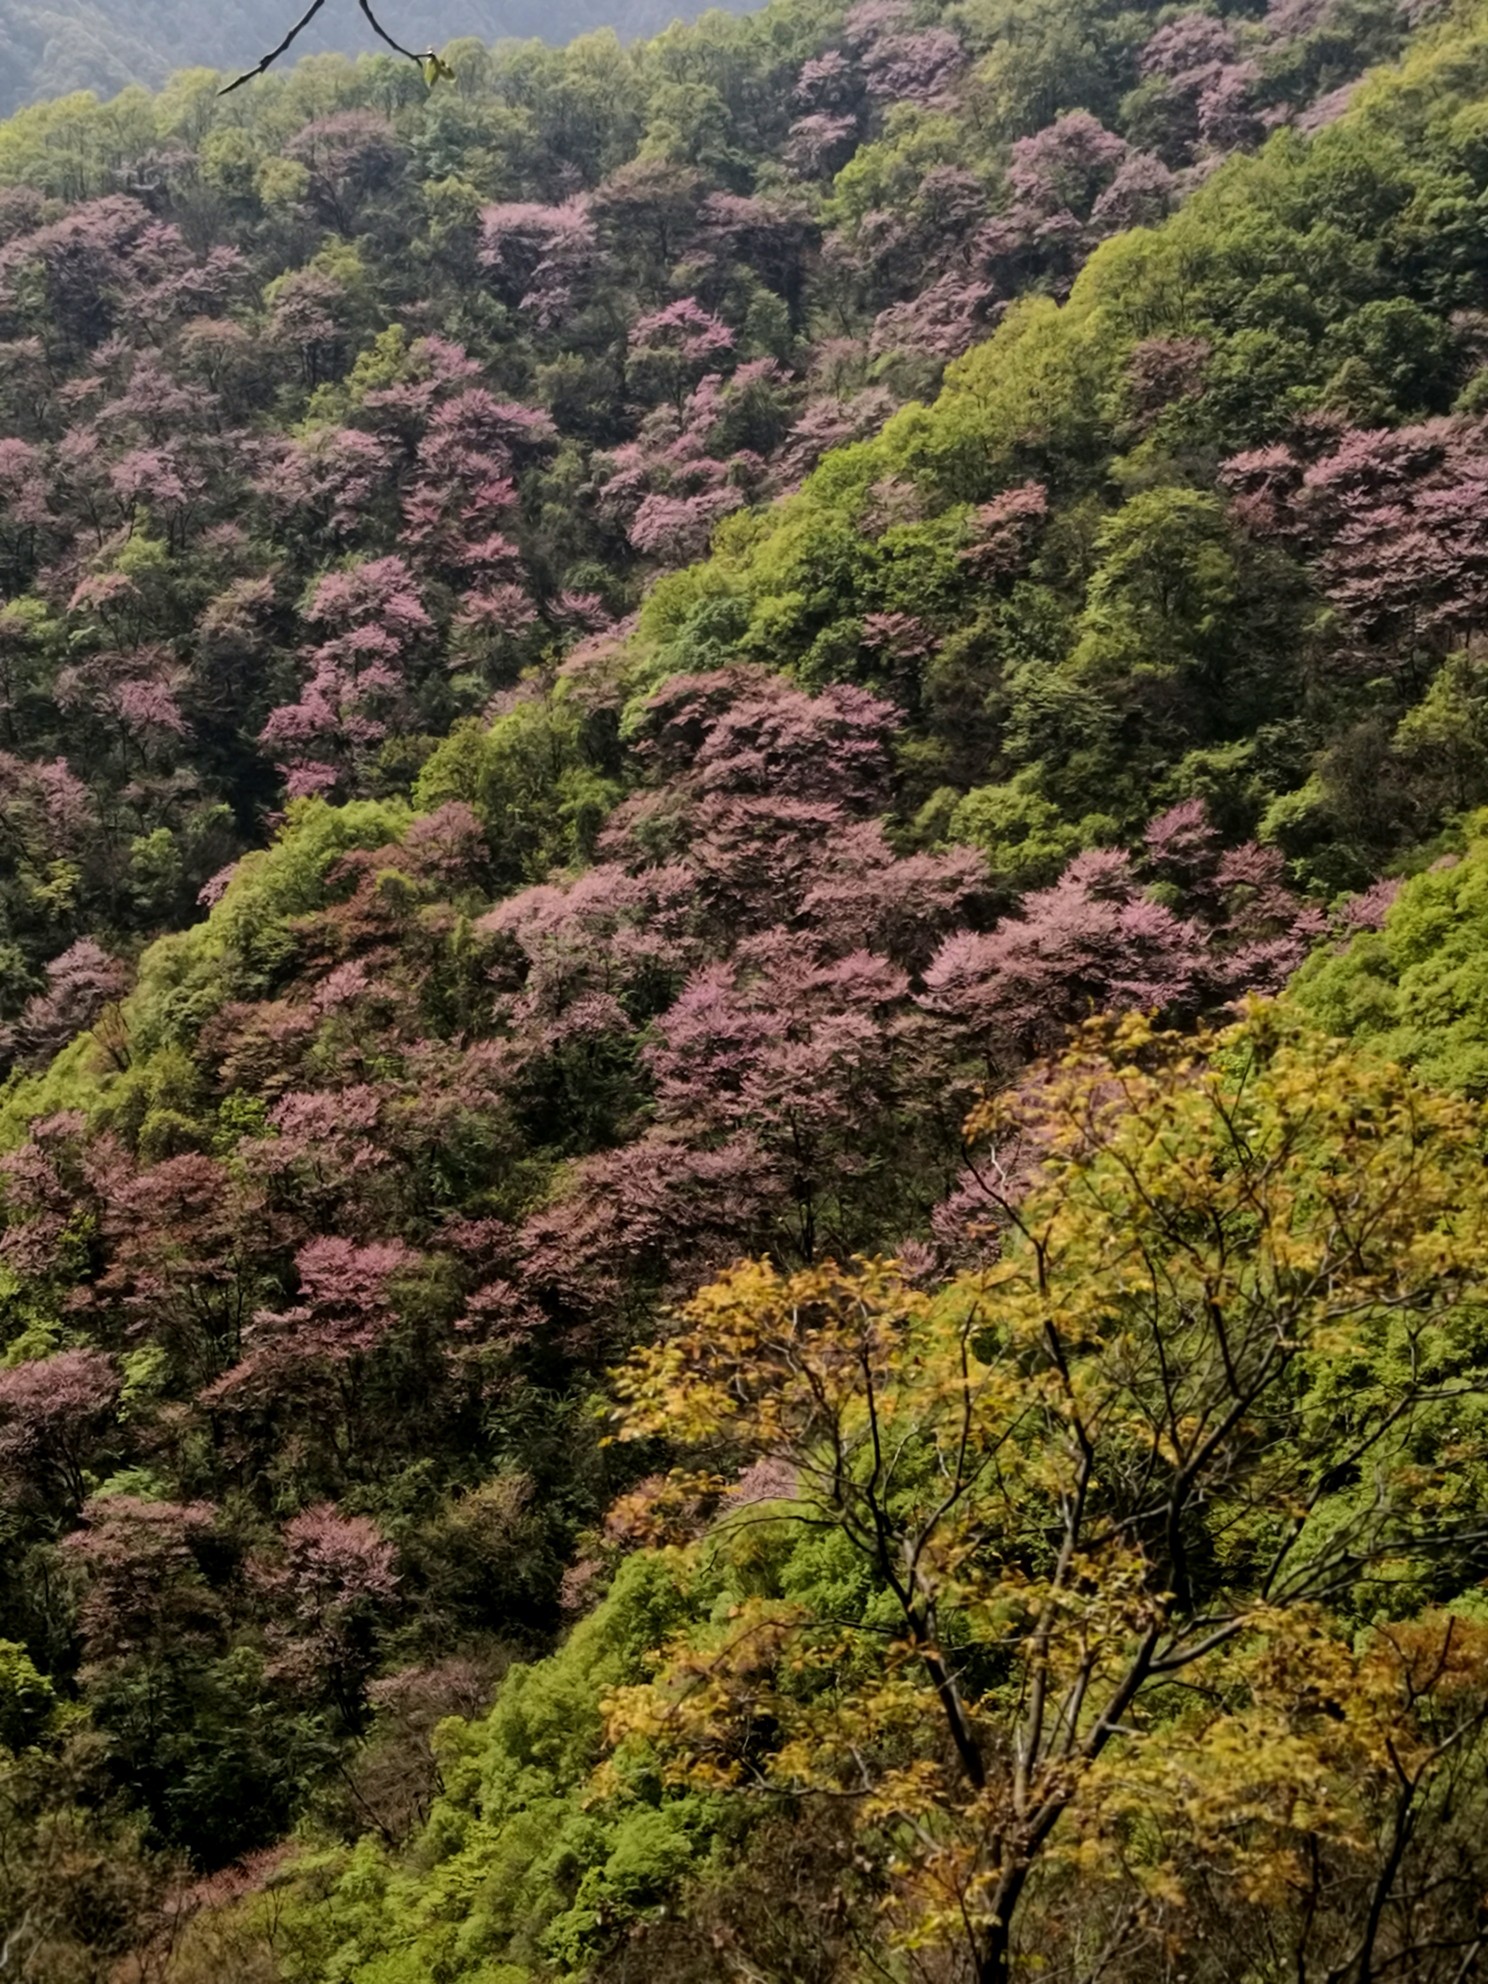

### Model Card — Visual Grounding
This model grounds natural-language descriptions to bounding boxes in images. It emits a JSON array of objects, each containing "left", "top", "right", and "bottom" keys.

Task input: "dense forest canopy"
[{"left": 4, "top": 0, "right": 1488, "bottom": 1976}]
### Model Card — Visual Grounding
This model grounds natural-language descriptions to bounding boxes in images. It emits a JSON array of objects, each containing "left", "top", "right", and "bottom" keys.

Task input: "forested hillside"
[{"left": 4, "top": 0, "right": 1488, "bottom": 1977}]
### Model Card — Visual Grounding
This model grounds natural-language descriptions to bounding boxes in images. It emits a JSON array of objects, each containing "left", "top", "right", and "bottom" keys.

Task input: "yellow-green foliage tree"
[{"left": 612, "top": 1011, "right": 1488, "bottom": 1983}]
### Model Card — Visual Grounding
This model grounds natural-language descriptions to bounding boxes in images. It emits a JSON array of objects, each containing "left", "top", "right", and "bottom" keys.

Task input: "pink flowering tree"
[
  {"left": 478, "top": 199, "right": 599, "bottom": 326},
  {"left": 0, "top": 437, "right": 50, "bottom": 596},
  {"left": 256, "top": 1504, "right": 398, "bottom": 1724},
  {"left": 254, "top": 426, "right": 398, "bottom": 547},
  {"left": 920, "top": 848, "right": 1214, "bottom": 1065},
  {"left": 204, "top": 1235, "right": 428, "bottom": 1497},
  {"left": 975, "top": 112, "right": 1150, "bottom": 292},
  {"left": 1222, "top": 418, "right": 1488, "bottom": 669},
  {"left": 51, "top": 639, "right": 192, "bottom": 783},
  {"left": 845, "top": 0, "right": 966, "bottom": 108},
  {"left": 89, "top": 1150, "right": 282, "bottom": 1385},
  {"left": 785, "top": 110, "right": 860, "bottom": 178},
  {"left": 260, "top": 556, "right": 432, "bottom": 799},
  {"left": 594, "top": 365, "right": 789, "bottom": 567},
  {"left": 398, "top": 391, "right": 547, "bottom": 630},
  {"left": 67, "top": 1495, "right": 222, "bottom": 1668},
  {"left": 642, "top": 934, "right": 946, "bottom": 1262},
  {"left": 627, "top": 299, "right": 735, "bottom": 411},
  {"left": 267, "top": 267, "right": 351, "bottom": 390},
  {"left": 0, "top": 937, "right": 127, "bottom": 1072},
  {"left": 516, "top": 1130, "right": 783, "bottom": 1345},
  {"left": 962, "top": 481, "right": 1050, "bottom": 580},
  {"left": 1132, "top": 13, "right": 1260, "bottom": 162},
  {"left": 0, "top": 1347, "right": 120, "bottom": 1507},
  {"left": 283, "top": 112, "right": 404, "bottom": 236},
  {"left": 1141, "top": 799, "right": 1327, "bottom": 988},
  {"left": 0, "top": 195, "right": 159, "bottom": 354},
  {"left": 774, "top": 384, "right": 897, "bottom": 485}
]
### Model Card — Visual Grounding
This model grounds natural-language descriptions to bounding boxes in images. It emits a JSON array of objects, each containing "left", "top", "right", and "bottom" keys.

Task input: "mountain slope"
[{"left": 4, "top": 0, "right": 1488, "bottom": 1977}]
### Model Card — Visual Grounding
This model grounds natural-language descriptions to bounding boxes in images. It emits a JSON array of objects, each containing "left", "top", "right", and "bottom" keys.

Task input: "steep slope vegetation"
[
  {"left": 0, "top": 0, "right": 1410, "bottom": 1034},
  {"left": 4, "top": 0, "right": 1488, "bottom": 1978}
]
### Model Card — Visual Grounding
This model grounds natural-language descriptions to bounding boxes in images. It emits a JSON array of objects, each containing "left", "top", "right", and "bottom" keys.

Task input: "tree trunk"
[{"left": 974, "top": 1866, "right": 1029, "bottom": 1984}]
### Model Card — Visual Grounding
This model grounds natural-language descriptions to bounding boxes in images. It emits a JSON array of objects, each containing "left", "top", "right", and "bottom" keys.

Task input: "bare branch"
[
  {"left": 217, "top": 0, "right": 437, "bottom": 95},
  {"left": 217, "top": 0, "right": 331, "bottom": 94},
  {"left": 358, "top": 0, "right": 434, "bottom": 62}
]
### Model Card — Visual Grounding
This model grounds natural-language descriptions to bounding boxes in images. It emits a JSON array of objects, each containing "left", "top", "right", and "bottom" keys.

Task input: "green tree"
[{"left": 614, "top": 1011, "right": 1488, "bottom": 1983}]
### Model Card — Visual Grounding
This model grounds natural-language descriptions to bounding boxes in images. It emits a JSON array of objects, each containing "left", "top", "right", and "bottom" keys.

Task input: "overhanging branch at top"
[{"left": 218, "top": 0, "right": 453, "bottom": 94}]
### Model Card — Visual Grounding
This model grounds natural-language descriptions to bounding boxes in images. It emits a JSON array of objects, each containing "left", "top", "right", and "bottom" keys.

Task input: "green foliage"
[
  {"left": 263, "top": 1551, "right": 720, "bottom": 1983},
  {"left": 135, "top": 799, "right": 409, "bottom": 1035},
  {"left": 1290, "top": 812, "right": 1488, "bottom": 1095},
  {"left": 0, "top": 1641, "right": 55, "bottom": 1752},
  {"left": 949, "top": 770, "right": 1105, "bottom": 894},
  {"left": 415, "top": 696, "right": 619, "bottom": 885}
]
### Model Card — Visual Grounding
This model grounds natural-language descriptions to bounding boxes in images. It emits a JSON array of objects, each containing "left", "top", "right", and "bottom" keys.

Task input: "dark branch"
[
  {"left": 217, "top": 0, "right": 437, "bottom": 95},
  {"left": 217, "top": 0, "right": 331, "bottom": 94},
  {"left": 358, "top": 0, "right": 434, "bottom": 62}
]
